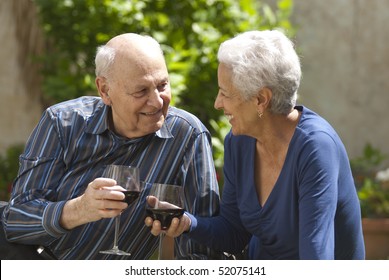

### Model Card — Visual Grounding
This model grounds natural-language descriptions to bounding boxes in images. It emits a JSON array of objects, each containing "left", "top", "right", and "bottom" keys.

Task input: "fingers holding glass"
[
  {"left": 99, "top": 165, "right": 141, "bottom": 256},
  {"left": 145, "top": 183, "right": 185, "bottom": 259}
]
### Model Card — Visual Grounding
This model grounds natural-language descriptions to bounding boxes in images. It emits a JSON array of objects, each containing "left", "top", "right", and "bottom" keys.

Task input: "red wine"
[
  {"left": 146, "top": 208, "right": 185, "bottom": 230},
  {"left": 122, "top": 191, "right": 140, "bottom": 205}
]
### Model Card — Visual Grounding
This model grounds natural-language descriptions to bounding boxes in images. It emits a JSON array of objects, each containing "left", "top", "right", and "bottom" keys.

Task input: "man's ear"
[{"left": 96, "top": 76, "right": 111, "bottom": 105}]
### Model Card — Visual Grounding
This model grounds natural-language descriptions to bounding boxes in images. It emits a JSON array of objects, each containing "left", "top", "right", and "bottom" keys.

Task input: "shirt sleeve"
[
  {"left": 2, "top": 109, "right": 69, "bottom": 245},
  {"left": 298, "top": 131, "right": 339, "bottom": 259}
]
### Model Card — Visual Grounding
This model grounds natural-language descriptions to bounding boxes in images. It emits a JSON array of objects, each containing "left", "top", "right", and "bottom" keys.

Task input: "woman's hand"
[
  {"left": 144, "top": 212, "right": 191, "bottom": 238},
  {"left": 144, "top": 195, "right": 191, "bottom": 237}
]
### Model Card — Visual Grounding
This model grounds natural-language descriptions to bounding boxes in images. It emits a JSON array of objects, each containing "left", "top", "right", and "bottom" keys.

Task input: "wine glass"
[
  {"left": 99, "top": 165, "right": 141, "bottom": 256},
  {"left": 146, "top": 183, "right": 185, "bottom": 260}
]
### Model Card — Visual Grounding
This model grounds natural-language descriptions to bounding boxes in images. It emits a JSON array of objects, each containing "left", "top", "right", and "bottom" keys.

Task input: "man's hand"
[{"left": 60, "top": 178, "right": 129, "bottom": 230}]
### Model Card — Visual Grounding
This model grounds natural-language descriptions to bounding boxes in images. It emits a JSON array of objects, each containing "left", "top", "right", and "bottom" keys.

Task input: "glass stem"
[
  {"left": 112, "top": 214, "right": 121, "bottom": 250},
  {"left": 158, "top": 232, "right": 165, "bottom": 260}
]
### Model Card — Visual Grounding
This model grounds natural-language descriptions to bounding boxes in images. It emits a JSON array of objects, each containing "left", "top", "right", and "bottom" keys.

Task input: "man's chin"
[{"left": 145, "top": 121, "right": 164, "bottom": 134}]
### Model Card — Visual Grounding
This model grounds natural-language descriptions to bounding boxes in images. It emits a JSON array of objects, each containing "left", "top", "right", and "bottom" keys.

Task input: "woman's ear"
[
  {"left": 96, "top": 76, "right": 111, "bottom": 105},
  {"left": 256, "top": 87, "right": 272, "bottom": 109}
]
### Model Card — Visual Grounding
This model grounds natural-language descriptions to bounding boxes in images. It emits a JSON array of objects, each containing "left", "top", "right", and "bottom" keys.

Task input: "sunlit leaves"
[{"left": 34, "top": 0, "right": 294, "bottom": 172}]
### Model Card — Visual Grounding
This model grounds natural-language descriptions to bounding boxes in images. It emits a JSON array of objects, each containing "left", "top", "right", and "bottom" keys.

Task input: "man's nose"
[{"left": 147, "top": 89, "right": 164, "bottom": 107}]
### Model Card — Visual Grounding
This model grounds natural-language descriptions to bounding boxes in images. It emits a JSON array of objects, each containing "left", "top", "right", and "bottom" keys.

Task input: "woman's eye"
[{"left": 218, "top": 90, "right": 226, "bottom": 97}]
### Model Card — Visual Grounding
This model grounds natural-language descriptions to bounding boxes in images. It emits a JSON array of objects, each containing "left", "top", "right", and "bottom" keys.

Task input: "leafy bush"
[
  {"left": 0, "top": 144, "right": 24, "bottom": 201},
  {"left": 350, "top": 144, "right": 389, "bottom": 218},
  {"left": 34, "top": 0, "right": 295, "bottom": 173}
]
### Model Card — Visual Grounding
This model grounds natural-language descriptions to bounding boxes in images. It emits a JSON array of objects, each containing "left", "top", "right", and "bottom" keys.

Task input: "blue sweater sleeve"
[
  {"left": 297, "top": 130, "right": 340, "bottom": 259},
  {"left": 186, "top": 132, "right": 251, "bottom": 254}
]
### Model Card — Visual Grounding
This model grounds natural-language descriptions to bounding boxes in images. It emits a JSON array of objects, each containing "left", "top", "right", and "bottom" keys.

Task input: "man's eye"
[
  {"left": 158, "top": 83, "right": 168, "bottom": 92},
  {"left": 131, "top": 89, "right": 147, "bottom": 98}
]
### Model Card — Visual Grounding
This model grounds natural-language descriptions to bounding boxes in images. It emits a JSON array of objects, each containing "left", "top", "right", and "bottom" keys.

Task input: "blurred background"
[
  {"left": 0, "top": 0, "right": 388, "bottom": 259},
  {"left": 2, "top": 0, "right": 389, "bottom": 186},
  {"left": 2, "top": 0, "right": 389, "bottom": 164}
]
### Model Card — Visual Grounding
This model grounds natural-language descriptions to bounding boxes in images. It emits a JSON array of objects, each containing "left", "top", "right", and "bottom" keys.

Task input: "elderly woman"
[{"left": 146, "top": 30, "right": 365, "bottom": 260}]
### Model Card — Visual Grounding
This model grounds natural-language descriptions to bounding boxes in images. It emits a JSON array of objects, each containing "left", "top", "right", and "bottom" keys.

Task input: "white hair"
[
  {"left": 217, "top": 30, "right": 301, "bottom": 115},
  {"left": 95, "top": 45, "right": 115, "bottom": 77}
]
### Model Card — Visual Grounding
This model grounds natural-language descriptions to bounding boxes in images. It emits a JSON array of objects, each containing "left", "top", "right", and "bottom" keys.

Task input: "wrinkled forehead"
[
  {"left": 114, "top": 49, "right": 167, "bottom": 74},
  {"left": 109, "top": 55, "right": 168, "bottom": 91}
]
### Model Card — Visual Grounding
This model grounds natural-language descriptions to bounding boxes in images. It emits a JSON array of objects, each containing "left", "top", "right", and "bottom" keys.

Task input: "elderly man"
[{"left": 1, "top": 33, "right": 221, "bottom": 259}]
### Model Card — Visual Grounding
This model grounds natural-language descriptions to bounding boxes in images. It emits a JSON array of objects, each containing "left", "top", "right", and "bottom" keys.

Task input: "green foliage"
[
  {"left": 350, "top": 143, "right": 387, "bottom": 175},
  {"left": 350, "top": 143, "right": 389, "bottom": 218},
  {"left": 358, "top": 178, "right": 389, "bottom": 218},
  {"left": 0, "top": 144, "right": 24, "bottom": 201},
  {"left": 209, "top": 117, "right": 231, "bottom": 185},
  {"left": 33, "top": 0, "right": 295, "bottom": 173},
  {"left": 350, "top": 143, "right": 387, "bottom": 189}
]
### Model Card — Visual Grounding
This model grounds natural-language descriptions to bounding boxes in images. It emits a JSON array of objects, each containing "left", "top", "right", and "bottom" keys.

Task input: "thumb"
[{"left": 146, "top": 195, "right": 159, "bottom": 208}]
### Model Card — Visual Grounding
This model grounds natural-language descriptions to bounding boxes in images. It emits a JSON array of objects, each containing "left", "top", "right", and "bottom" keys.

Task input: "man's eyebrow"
[{"left": 133, "top": 85, "right": 146, "bottom": 91}]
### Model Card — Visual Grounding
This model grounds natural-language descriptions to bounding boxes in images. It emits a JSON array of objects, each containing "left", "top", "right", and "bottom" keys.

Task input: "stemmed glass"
[
  {"left": 99, "top": 165, "right": 141, "bottom": 256},
  {"left": 146, "top": 183, "right": 185, "bottom": 260}
]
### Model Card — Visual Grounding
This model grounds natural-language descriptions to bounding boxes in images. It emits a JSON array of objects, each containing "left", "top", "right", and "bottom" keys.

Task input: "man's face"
[{"left": 99, "top": 50, "right": 171, "bottom": 139}]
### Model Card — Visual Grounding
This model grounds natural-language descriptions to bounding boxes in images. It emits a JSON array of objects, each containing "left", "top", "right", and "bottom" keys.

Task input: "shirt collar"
[
  {"left": 155, "top": 120, "right": 174, "bottom": 139},
  {"left": 85, "top": 100, "right": 173, "bottom": 139},
  {"left": 85, "top": 100, "right": 110, "bottom": 134}
]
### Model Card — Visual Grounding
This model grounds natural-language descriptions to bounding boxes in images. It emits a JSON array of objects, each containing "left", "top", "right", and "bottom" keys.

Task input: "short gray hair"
[
  {"left": 95, "top": 45, "right": 116, "bottom": 77},
  {"left": 217, "top": 30, "right": 301, "bottom": 115}
]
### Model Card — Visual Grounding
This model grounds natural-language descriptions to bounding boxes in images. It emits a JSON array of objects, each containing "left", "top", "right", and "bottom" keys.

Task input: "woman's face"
[{"left": 214, "top": 63, "right": 258, "bottom": 136}]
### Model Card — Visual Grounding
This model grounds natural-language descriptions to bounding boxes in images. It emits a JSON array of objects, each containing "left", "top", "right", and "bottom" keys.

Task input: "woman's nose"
[{"left": 214, "top": 93, "right": 222, "bottom": 110}]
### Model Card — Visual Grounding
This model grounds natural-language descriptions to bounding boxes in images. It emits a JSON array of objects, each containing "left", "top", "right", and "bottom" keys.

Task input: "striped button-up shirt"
[{"left": 2, "top": 96, "right": 221, "bottom": 259}]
